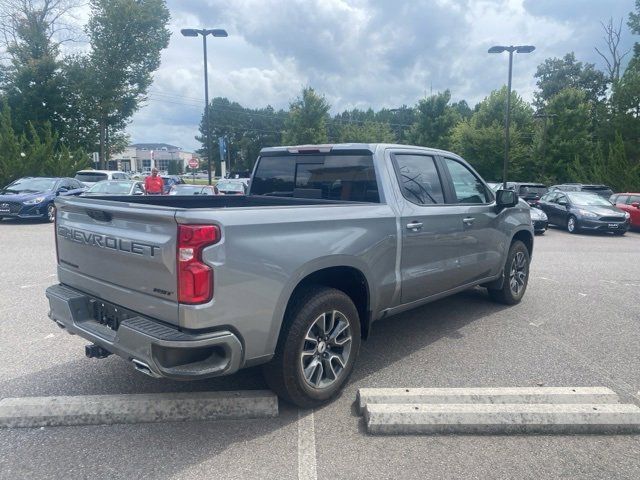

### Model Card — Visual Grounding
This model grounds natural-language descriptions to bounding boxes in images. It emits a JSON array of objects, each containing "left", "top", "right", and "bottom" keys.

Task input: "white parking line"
[{"left": 297, "top": 409, "right": 317, "bottom": 480}]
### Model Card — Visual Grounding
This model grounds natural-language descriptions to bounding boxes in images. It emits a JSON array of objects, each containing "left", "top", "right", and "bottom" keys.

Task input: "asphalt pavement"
[{"left": 1, "top": 219, "right": 639, "bottom": 479}]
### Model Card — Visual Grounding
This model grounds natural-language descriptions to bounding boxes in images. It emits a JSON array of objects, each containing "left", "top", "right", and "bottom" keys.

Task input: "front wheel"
[
  {"left": 488, "top": 240, "right": 530, "bottom": 305},
  {"left": 45, "top": 203, "right": 56, "bottom": 223},
  {"left": 567, "top": 215, "right": 579, "bottom": 234},
  {"left": 263, "top": 286, "right": 361, "bottom": 408}
]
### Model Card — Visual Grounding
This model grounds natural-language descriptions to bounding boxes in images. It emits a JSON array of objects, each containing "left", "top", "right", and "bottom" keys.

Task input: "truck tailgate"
[{"left": 55, "top": 197, "right": 179, "bottom": 323}]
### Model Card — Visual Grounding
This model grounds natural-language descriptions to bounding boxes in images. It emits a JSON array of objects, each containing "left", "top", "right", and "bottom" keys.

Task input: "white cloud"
[{"left": 125, "top": 0, "right": 636, "bottom": 151}]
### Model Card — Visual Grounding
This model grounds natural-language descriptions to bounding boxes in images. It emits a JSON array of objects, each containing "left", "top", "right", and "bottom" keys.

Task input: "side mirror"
[
  {"left": 496, "top": 189, "right": 518, "bottom": 209},
  {"left": 632, "top": 202, "right": 640, "bottom": 208},
  {"left": 557, "top": 199, "right": 568, "bottom": 206}
]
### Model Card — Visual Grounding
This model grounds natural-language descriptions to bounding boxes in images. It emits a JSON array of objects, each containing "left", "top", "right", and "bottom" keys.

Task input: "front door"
[{"left": 441, "top": 157, "right": 505, "bottom": 283}]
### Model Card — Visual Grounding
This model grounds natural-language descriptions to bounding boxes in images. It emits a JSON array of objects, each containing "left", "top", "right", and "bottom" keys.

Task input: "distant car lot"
[{"left": 0, "top": 221, "right": 639, "bottom": 479}]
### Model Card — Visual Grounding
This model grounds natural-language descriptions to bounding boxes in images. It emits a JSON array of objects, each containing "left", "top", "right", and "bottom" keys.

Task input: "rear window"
[
  {"left": 518, "top": 185, "right": 547, "bottom": 197},
  {"left": 75, "top": 172, "right": 108, "bottom": 183},
  {"left": 582, "top": 186, "right": 612, "bottom": 196},
  {"left": 251, "top": 154, "right": 379, "bottom": 203}
]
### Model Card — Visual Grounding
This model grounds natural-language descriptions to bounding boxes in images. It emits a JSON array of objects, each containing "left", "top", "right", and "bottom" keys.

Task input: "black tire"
[
  {"left": 45, "top": 203, "right": 56, "bottom": 223},
  {"left": 263, "top": 286, "right": 361, "bottom": 408},
  {"left": 567, "top": 215, "right": 579, "bottom": 234},
  {"left": 487, "top": 240, "right": 530, "bottom": 305}
]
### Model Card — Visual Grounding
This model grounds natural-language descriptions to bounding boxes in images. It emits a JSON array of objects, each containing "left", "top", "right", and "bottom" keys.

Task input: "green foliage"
[
  {"left": 409, "top": 90, "right": 461, "bottom": 150},
  {"left": 543, "top": 88, "right": 594, "bottom": 183},
  {"left": 451, "top": 88, "right": 534, "bottom": 181},
  {"left": 338, "top": 121, "right": 396, "bottom": 143},
  {"left": 283, "top": 87, "right": 331, "bottom": 145},
  {"left": 86, "top": 0, "right": 171, "bottom": 164},
  {"left": 0, "top": 102, "right": 89, "bottom": 187},
  {"left": 533, "top": 53, "right": 607, "bottom": 108}
]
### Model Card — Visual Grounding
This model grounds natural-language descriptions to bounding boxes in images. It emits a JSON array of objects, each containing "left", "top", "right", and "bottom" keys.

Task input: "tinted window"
[
  {"left": 75, "top": 172, "right": 108, "bottom": 183},
  {"left": 444, "top": 158, "right": 489, "bottom": 204},
  {"left": 393, "top": 154, "right": 444, "bottom": 205},
  {"left": 251, "top": 154, "right": 379, "bottom": 203}
]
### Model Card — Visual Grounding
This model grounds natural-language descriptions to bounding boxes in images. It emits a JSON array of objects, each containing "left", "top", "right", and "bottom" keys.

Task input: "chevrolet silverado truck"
[{"left": 46, "top": 144, "right": 533, "bottom": 407}]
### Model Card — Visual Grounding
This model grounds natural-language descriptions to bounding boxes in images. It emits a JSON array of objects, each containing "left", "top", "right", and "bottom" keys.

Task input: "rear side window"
[
  {"left": 393, "top": 154, "right": 444, "bottom": 205},
  {"left": 628, "top": 195, "right": 640, "bottom": 204},
  {"left": 444, "top": 158, "right": 490, "bottom": 204},
  {"left": 251, "top": 154, "right": 379, "bottom": 203}
]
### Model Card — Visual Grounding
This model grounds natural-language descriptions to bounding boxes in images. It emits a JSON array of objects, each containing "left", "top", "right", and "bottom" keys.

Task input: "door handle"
[
  {"left": 462, "top": 217, "right": 475, "bottom": 226},
  {"left": 406, "top": 221, "right": 423, "bottom": 231}
]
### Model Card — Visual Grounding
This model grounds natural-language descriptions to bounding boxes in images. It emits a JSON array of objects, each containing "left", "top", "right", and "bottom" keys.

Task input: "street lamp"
[
  {"left": 488, "top": 45, "right": 535, "bottom": 188},
  {"left": 181, "top": 28, "right": 228, "bottom": 185}
]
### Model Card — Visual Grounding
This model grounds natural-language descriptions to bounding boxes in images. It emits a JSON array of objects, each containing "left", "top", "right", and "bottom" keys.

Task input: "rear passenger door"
[
  {"left": 440, "top": 157, "right": 505, "bottom": 284},
  {"left": 392, "top": 152, "right": 467, "bottom": 304}
]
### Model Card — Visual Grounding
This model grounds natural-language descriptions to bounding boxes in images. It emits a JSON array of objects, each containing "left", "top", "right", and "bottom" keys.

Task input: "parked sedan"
[
  {"left": 216, "top": 180, "right": 246, "bottom": 195},
  {"left": 161, "top": 175, "right": 185, "bottom": 194},
  {"left": 0, "top": 177, "right": 85, "bottom": 222},
  {"left": 610, "top": 193, "right": 640, "bottom": 230},
  {"left": 82, "top": 180, "right": 145, "bottom": 196},
  {"left": 169, "top": 184, "right": 218, "bottom": 195},
  {"left": 538, "top": 191, "right": 630, "bottom": 234}
]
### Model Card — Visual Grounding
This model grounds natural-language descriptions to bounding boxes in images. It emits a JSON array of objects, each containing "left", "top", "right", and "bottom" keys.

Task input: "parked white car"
[{"left": 74, "top": 170, "right": 129, "bottom": 187}]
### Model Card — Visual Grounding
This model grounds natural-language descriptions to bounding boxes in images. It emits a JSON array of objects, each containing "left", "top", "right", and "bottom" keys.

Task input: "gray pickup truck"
[{"left": 46, "top": 144, "right": 533, "bottom": 407}]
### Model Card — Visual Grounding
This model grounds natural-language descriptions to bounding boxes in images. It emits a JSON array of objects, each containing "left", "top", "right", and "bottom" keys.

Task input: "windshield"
[
  {"left": 567, "top": 192, "right": 612, "bottom": 206},
  {"left": 217, "top": 182, "right": 244, "bottom": 192},
  {"left": 4, "top": 177, "right": 57, "bottom": 192},
  {"left": 87, "top": 181, "right": 132, "bottom": 194},
  {"left": 75, "top": 172, "right": 108, "bottom": 183}
]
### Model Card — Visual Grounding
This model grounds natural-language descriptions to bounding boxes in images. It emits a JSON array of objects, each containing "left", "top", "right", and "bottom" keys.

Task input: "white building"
[{"left": 109, "top": 143, "right": 199, "bottom": 172}]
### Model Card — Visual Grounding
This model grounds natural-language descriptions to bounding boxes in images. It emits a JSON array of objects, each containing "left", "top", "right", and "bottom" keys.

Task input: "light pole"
[
  {"left": 181, "top": 28, "right": 228, "bottom": 185},
  {"left": 488, "top": 45, "right": 535, "bottom": 188}
]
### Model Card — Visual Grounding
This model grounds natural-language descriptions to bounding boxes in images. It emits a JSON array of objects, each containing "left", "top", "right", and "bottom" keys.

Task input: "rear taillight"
[{"left": 177, "top": 225, "right": 220, "bottom": 304}]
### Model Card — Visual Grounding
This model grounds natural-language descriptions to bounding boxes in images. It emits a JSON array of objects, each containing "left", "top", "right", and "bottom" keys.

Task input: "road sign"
[{"left": 188, "top": 158, "right": 199, "bottom": 169}]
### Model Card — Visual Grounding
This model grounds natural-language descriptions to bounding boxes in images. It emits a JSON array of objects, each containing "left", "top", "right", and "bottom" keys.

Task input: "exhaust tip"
[{"left": 132, "top": 359, "right": 160, "bottom": 378}]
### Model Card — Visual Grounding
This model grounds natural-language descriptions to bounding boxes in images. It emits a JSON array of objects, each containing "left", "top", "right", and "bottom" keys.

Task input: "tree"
[
  {"left": 337, "top": 121, "right": 396, "bottom": 143},
  {"left": 451, "top": 88, "right": 534, "bottom": 181},
  {"left": 408, "top": 90, "right": 461, "bottom": 150},
  {"left": 283, "top": 87, "right": 330, "bottom": 145},
  {"left": 543, "top": 88, "right": 594, "bottom": 183},
  {"left": 605, "top": 133, "right": 639, "bottom": 191},
  {"left": 533, "top": 53, "right": 607, "bottom": 108},
  {"left": 0, "top": 0, "right": 74, "bottom": 138},
  {"left": 595, "top": 18, "right": 632, "bottom": 85},
  {"left": 85, "top": 0, "right": 171, "bottom": 167}
]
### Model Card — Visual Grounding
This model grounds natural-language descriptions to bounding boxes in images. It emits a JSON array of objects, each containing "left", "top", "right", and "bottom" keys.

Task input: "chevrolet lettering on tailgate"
[{"left": 57, "top": 225, "right": 160, "bottom": 257}]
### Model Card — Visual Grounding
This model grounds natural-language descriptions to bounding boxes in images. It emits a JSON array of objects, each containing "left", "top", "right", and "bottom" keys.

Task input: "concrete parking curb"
[
  {"left": 364, "top": 403, "right": 640, "bottom": 435},
  {"left": 0, "top": 391, "right": 278, "bottom": 428},
  {"left": 357, "top": 387, "right": 620, "bottom": 413}
]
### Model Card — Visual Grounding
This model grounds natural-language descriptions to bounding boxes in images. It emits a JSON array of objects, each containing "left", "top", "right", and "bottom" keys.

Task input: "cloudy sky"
[{"left": 125, "top": 0, "right": 636, "bottom": 151}]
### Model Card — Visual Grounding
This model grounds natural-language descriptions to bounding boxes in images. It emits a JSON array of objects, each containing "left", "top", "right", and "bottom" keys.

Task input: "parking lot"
[{"left": 1, "top": 220, "right": 639, "bottom": 479}]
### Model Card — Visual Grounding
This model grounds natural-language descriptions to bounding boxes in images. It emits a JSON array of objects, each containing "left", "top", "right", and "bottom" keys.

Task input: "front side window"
[
  {"left": 616, "top": 195, "right": 629, "bottom": 204},
  {"left": 393, "top": 154, "right": 444, "bottom": 205},
  {"left": 444, "top": 158, "right": 489, "bottom": 204}
]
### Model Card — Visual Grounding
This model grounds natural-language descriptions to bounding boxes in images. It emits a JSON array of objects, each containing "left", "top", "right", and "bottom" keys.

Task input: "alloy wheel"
[
  {"left": 300, "top": 310, "right": 353, "bottom": 389},
  {"left": 567, "top": 217, "right": 576, "bottom": 232},
  {"left": 509, "top": 251, "right": 528, "bottom": 296},
  {"left": 47, "top": 204, "right": 56, "bottom": 223}
]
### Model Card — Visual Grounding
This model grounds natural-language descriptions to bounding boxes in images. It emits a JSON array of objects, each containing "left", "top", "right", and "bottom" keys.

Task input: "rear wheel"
[
  {"left": 263, "top": 286, "right": 361, "bottom": 408},
  {"left": 567, "top": 215, "right": 579, "bottom": 234},
  {"left": 488, "top": 240, "right": 530, "bottom": 305}
]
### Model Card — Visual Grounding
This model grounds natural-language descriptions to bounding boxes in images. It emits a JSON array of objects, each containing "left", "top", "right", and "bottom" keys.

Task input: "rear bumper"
[{"left": 46, "top": 284, "right": 244, "bottom": 380}]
